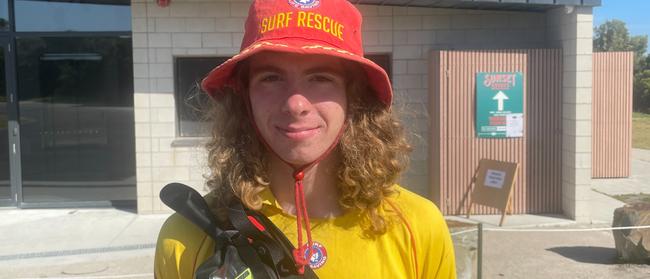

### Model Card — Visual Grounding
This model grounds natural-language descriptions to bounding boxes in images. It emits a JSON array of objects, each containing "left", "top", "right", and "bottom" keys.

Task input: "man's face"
[{"left": 248, "top": 51, "right": 347, "bottom": 166}]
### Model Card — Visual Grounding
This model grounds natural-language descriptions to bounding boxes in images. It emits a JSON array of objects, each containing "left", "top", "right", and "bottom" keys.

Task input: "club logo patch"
[
  {"left": 289, "top": 0, "right": 320, "bottom": 10},
  {"left": 304, "top": 241, "right": 327, "bottom": 269}
]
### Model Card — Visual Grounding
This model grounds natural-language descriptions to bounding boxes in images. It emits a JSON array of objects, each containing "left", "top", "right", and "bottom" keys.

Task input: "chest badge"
[{"left": 304, "top": 241, "right": 328, "bottom": 269}]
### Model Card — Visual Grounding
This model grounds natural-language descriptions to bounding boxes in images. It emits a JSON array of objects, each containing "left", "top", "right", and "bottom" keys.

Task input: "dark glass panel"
[
  {"left": 174, "top": 57, "right": 228, "bottom": 137},
  {"left": 16, "top": 36, "right": 135, "bottom": 203},
  {"left": 366, "top": 54, "right": 392, "bottom": 80},
  {"left": 0, "top": 44, "right": 9, "bottom": 200},
  {"left": 0, "top": 0, "right": 9, "bottom": 31},
  {"left": 15, "top": 0, "right": 131, "bottom": 32}
]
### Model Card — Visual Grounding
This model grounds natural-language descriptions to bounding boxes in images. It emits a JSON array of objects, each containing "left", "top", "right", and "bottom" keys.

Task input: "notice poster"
[
  {"left": 506, "top": 113, "right": 523, "bottom": 137},
  {"left": 485, "top": 169, "right": 506, "bottom": 189}
]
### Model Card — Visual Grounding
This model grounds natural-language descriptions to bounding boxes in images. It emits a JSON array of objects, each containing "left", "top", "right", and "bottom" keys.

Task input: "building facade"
[
  {"left": 131, "top": 0, "right": 598, "bottom": 222},
  {"left": 1, "top": 0, "right": 601, "bottom": 222}
]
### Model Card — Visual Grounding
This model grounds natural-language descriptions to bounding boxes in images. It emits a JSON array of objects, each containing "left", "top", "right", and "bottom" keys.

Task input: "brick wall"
[
  {"left": 132, "top": 0, "right": 549, "bottom": 214},
  {"left": 546, "top": 6, "right": 594, "bottom": 222}
]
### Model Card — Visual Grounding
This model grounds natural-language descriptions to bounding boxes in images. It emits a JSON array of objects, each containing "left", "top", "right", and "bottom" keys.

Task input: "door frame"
[{"left": 0, "top": 35, "right": 22, "bottom": 207}]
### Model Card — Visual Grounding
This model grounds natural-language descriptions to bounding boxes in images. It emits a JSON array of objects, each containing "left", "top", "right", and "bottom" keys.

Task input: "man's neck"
[{"left": 268, "top": 153, "right": 343, "bottom": 218}]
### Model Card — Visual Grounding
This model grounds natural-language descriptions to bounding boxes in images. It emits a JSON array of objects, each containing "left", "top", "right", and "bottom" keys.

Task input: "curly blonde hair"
[{"left": 204, "top": 61, "right": 411, "bottom": 235}]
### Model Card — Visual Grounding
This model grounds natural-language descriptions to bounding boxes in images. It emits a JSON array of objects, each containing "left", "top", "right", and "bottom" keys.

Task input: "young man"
[{"left": 154, "top": 0, "right": 456, "bottom": 278}]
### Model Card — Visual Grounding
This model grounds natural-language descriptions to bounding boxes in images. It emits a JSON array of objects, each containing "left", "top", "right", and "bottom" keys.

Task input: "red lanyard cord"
[
  {"left": 244, "top": 91, "right": 346, "bottom": 274},
  {"left": 291, "top": 170, "right": 313, "bottom": 274}
]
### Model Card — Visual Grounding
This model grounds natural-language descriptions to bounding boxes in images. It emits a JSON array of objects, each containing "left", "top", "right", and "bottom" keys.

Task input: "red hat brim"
[{"left": 200, "top": 38, "right": 392, "bottom": 106}]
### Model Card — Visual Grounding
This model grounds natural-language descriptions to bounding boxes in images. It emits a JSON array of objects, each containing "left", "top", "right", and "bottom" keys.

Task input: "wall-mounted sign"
[{"left": 476, "top": 72, "right": 523, "bottom": 138}]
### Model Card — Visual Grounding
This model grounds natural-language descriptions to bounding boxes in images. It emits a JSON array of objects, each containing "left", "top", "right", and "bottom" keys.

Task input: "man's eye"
[{"left": 260, "top": 74, "right": 281, "bottom": 82}]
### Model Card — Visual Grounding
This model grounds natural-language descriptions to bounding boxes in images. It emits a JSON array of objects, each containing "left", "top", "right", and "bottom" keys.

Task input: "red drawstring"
[
  {"left": 243, "top": 91, "right": 348, "bottom": 274},
  {"left": 292, "top": 170, "right": 313, "bottom": 274}
]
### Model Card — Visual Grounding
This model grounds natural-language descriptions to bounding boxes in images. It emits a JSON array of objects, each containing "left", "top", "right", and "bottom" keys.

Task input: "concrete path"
[
  {"left": 592, "top": 149, "right": 650, "bottom": 196},
  {"left": 590, "top": 149, "right": 650, "bottom": 224},
  {"left": 0, "top": 208, "right": 168, "bottom": 278},
  {"left": 483, "top": 224, "right": 650, "bottom": 279}
]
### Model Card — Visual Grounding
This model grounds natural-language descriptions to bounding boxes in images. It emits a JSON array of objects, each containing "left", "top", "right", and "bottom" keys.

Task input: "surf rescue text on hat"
[{"left": 260, "top": 11, "right": 344, "bottom": 41}]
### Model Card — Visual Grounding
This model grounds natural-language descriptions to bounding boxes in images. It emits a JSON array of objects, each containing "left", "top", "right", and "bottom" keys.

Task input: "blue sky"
[{"left": 593, "top": 0, "right": 650, "bottom": 38}]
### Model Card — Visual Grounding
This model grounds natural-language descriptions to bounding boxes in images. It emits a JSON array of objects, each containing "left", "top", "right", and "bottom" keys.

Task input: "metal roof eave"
[{"left": 351, "top": 0, "right": 601, "bottom": 12}]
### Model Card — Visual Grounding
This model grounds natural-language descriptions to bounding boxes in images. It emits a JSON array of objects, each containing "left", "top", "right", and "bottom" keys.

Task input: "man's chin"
[
  {"left": 281, "top": 155, "right": 319, "bottom": 167},
  {"left": 267, "top": 141, "right": 339, "bottom": 166},
  {"left": 275, "top": 149, "right": 325, "bottom": 167}
]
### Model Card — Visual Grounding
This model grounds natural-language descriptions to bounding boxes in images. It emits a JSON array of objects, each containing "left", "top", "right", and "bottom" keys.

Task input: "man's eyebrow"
[
  {"left": 249, "top": 64, "right": 344, "bottom": 75},
  {"left": 305, "top": 66, "right": 344, "bottom": 75},
  {"left": 250, "top": 65, "right": 284, "bottom": 75}
]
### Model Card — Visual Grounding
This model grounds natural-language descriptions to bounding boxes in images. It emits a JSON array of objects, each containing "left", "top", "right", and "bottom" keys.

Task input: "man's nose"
[{"left": 282, "top": 83, "right": 311, "bottom": 117}]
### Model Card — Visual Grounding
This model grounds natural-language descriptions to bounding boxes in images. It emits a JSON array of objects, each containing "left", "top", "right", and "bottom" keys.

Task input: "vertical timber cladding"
[
  {"left": 430, "top": 49, "right": 563, "bottom": 215},
  {"left": 592, "top": 52, "right": 633, "bottom": 178}
]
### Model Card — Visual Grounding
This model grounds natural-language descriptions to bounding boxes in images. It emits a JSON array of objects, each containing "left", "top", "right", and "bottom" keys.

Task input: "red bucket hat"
[{"left": 200, "top": 0, "right": 392, "bottom": 106}]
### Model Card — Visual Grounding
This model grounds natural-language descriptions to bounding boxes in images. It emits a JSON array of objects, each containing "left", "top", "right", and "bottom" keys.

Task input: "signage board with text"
[{"left": 476, "top": 72, "right": 524, "bottom": 138}]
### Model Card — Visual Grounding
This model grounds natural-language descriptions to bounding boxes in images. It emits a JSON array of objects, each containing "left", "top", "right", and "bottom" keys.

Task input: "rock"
[{"left": 612, "top": 203, "right": 650, "bottom": 263}]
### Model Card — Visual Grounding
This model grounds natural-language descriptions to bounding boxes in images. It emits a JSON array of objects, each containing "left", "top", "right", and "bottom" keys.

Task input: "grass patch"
[
  {"left": 611, "top": 193, "right": 650, "bottom": 205},
  {"left": 633, "top": 112, "right": 650, "bottom": 150}
]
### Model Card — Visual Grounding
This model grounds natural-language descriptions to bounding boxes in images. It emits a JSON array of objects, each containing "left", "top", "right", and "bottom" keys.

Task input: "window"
[
  {"left": 174, "top": 57, "right": 229, "bottom": 137},
  {"left": 366, "top": 53, "right": 392, "bottom": 80},
  {"left": 0, "top": 0, "right": 9, "bottom": 31},
  {"left": 15, "top": 0, "right": 131, "bottom": 32}
]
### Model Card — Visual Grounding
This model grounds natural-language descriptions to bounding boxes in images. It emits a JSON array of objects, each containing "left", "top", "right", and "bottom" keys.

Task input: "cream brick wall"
[
  {"left": 132, "top": 0, "right": 550, "bottom": 213},
  {"left": 546, "top": 6, "right": 593, "bottom": 222},
  {"left": 132, "top": 0, "right": 224, "bottom": 214}
]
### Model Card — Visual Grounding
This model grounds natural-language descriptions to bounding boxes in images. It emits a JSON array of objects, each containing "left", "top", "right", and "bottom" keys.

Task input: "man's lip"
[
  {"left": 276, "top": 126, "right": 320, "bottom": 140},
  {"left": 277, "top": 126, "right": 319, "bottom": 132}
]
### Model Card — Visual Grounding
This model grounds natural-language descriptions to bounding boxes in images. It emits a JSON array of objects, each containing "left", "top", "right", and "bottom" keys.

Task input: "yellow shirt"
[{"left": 154, "top": 185, "right": 456, "bottom": 278}]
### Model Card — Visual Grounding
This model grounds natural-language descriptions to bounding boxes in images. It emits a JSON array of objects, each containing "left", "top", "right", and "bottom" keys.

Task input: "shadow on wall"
[{"left": 546, "top": 246, "right": 618, "bottom": 265}]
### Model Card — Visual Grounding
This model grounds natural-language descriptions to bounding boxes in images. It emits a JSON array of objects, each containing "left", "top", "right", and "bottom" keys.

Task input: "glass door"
[
  {"left": 0, "top": 37, "right": 14, "bottom": 205},
  {"left": 16, "top": 36, "right": 135, "bottom": 205}
]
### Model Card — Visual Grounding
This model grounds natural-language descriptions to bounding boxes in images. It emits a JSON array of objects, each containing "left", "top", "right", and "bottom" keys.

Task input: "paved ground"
[
  {"left": 0, "top": 149, "right": 649, "bottom": 279},
  {"left": 0, "top": 209, "right": 166, "bottom": 279},
  {"left": 2, "top": 251, "right": 153, "bottom": 279},
  {"left": 483, "top": 225, "right": 650, "bottom": 279},
  {"left": 592, "top": 148, "right": 650, "bottom": 196}
]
